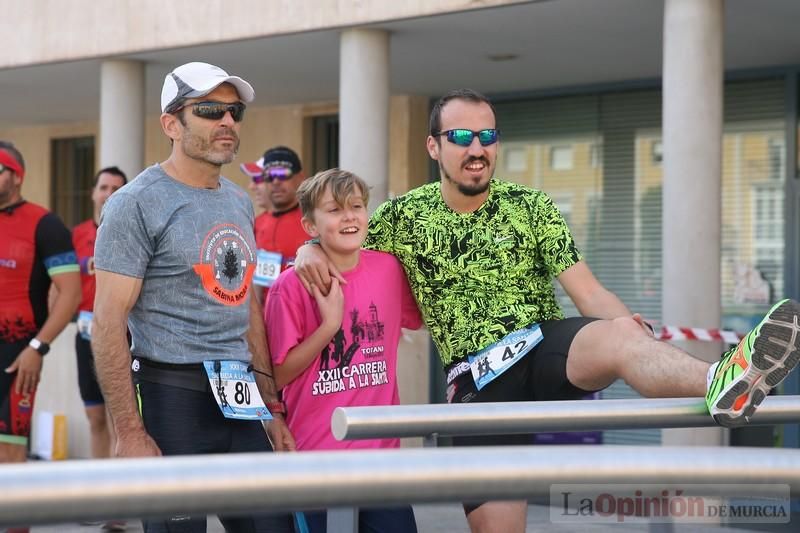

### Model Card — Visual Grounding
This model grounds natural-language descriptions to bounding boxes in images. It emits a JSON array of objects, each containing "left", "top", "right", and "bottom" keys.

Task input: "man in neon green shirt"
[{"left": 296, "top": 89, "right": 800, "bottom": 533}]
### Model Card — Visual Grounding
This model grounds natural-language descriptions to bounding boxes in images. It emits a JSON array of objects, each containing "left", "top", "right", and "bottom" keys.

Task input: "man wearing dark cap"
[
  {"left": 241, "top": 146, "right": 308, "bottom": 293},
  {"left": 92, "top": 62, "right": 294, "bottom": 532}
]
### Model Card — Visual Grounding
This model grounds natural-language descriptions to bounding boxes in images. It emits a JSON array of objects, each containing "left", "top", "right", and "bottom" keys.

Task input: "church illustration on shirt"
[{"left": 319, "top": 301, "right": 385, "bottom": 371}]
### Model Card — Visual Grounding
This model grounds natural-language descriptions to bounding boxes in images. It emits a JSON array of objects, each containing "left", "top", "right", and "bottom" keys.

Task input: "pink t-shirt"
[{"left": 266, "top": 249, "right": 423, "bottom": 451}]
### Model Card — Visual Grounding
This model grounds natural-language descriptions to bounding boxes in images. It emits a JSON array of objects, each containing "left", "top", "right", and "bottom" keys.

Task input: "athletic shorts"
[
  {"left": 0, "top": 341, "right": 37, "bottom": 445},
  {"left": 300, "top": 505, "right": 417, "bottom": 533},
  {"left": 75, "top": 333, "right": 104, "bottom": 406},
  {"left": 134, "top": 361, "right": 294, "bottom": 533},
  {"left": 443, "top": 317, "right": 600, "bottom": 514},
  {"left": 444, "top": 317, "right": 600, "bottom": 448}
]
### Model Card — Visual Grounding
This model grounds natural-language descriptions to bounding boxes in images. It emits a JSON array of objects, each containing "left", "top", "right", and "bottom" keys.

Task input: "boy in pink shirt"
[{"left": 266, "top": 168, "right": 422, "bottom": 532}]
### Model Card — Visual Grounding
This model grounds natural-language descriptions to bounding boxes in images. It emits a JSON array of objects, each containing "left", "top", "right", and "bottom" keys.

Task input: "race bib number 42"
[
  {"left": 468, "top": 324, "right": 543, "bottom": 390},
  {"left": 203, "top": 360, "right": 272, "bottom": 420}
]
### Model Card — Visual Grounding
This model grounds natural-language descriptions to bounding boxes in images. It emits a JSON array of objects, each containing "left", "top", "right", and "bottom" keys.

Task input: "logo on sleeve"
[
  {"left": 79, "top": 256, "right": 95, "bottom": 276},
  {"left": 192, "top": 224, "right": 256, "bottom": 306}
]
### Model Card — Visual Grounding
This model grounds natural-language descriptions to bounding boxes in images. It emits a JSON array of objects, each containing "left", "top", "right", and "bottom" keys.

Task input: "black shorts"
[
  {"left": 301, "top": 506, "right": 417, "bottom": 533},
  {"left": 134, "top": 365, "right": 294, "bottom": 533},
  {"left": 0, "top": 341, "right": 37, "bottom": 445},
  {"left": 75, "top": 333, "right": 105, "bottom": 406},
  {"left": 444, "top": 317, "right": 600, "bottom": 448}
]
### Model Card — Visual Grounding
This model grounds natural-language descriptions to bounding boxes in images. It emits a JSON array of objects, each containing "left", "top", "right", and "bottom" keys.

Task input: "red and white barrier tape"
[{"left": 656, "top": 326, "right": 743, "bottom": 344}]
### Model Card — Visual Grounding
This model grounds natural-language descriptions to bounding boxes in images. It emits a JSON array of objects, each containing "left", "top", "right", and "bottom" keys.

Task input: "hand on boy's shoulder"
[{"left": 293, "top": 242, "right": 346, "bottom": 296}]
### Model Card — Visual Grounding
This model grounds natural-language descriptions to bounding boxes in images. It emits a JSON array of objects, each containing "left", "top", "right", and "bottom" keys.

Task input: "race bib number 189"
[
  {"left": 253, "top": 250, "right": 282, "bottom": 287},
  {"left": 203, "top": 360, "right": 272, "bottom": 420},
  {"left": 468, "top": 324, "right": 543, "bottom": 391}
]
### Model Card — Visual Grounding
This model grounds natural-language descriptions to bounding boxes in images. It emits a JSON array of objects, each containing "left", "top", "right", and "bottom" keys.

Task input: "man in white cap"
[{"left": 92, "top": 62, "right": 295, "bottom": 532}]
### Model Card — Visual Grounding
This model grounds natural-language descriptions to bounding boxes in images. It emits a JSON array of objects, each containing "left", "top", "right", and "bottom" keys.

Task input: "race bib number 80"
[{"left": 203, "top": 360, "right": 272, "bottom": 420}]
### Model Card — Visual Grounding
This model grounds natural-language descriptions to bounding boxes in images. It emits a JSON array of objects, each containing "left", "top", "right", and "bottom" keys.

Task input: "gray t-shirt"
[{"left": 95, "top": 164, "right": 257, "bottom": 364}]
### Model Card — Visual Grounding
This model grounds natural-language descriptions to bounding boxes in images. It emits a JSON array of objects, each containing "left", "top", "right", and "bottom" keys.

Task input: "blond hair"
[{"left": 297, "top": 168, "right": 370, "bottom": 220}]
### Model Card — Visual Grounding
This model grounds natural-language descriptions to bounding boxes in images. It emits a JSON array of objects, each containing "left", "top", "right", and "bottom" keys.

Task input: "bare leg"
[
  {"left": 466, "top": 501, "right": 526, "bottom": 533},
  {"left": 0, "top": 441, "right": 27, "bottom": 463},
  {"left": 85, "top": 405, "right": 127, "bottom": 530},
  {"left": 0, "top": 442, "right": 30, "bottom": 533},
  {"left": 566, "top": 316, "right": 709, "bottom": 397},
  {"left": 85, "top": 404, "right": 111, "bottom": 459}
]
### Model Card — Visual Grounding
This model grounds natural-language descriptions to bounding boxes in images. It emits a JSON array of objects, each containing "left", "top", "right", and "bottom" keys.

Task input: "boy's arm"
[
  {"left": 275, "top": 322, "right": 338, "bottom": 389},
  {"left": 273, "top": 278, "right": 344, "bottom": 389}
]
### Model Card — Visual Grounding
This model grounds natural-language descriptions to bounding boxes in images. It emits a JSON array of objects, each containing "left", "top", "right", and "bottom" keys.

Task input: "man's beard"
[
  {"left": 270, "top": 193, "right": 297, "bottom": 213},
  {"left": 181, "top": 129, "right": 239, "bottom": 166},
  {"left": 0, "top": 182, "right": 16, "bottom": 208},
  {"left": 440, "top": 158, "right": 492, "bottom": 197}
]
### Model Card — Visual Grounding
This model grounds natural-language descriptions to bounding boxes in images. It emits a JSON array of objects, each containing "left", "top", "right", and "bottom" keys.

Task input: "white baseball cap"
[{"left": 161, "top": 62, "right": 255, "bottom": 113}]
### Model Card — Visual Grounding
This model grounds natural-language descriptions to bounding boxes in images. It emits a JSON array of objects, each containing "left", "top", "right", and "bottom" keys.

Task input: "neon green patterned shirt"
[{"left": 365, "top": 179, "right": 581, "bottom": 366}]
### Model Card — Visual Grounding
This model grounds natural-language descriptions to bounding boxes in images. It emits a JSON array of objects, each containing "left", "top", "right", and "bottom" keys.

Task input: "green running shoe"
[{"left": 706, "top": 298, "right": 800, "bottom": 428}]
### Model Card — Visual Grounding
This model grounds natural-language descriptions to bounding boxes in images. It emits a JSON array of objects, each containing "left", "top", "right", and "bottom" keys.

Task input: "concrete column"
[
  {"left": 100, "top": 60, "right": 145, "bottom": 179},
  {"left": 661, "top": 0, "right": 725, "bottom": 446},
  {"left": 340, "top": 29, "right": 390, "bottom": 211}
]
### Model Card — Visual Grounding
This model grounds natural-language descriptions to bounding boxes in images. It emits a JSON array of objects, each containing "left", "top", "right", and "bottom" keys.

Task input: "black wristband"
[{"left": 28, "top": 338, "right": 50, "bottom": 356}]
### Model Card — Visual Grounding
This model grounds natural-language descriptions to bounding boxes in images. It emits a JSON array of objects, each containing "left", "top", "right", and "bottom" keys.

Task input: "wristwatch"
[
  {"left": 28, "top": 338, "right": 50, "bottom": 356},
  {"left": 266, "top": 400, "right": 287, "bottom": 416}
]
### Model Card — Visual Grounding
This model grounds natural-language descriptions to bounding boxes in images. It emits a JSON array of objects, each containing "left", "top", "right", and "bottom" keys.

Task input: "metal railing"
[
  {"left": 331, "top": 396, "right": 800, "bottom": 441},
  {"left": 1, "top": 445, "right": 799, "bottom": 526}
]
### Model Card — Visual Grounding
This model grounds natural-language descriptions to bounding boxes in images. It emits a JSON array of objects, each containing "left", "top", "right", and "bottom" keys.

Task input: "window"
[
  {"left": 504, "top": 146, "right": 528, "bottom": 173},
  {"left": 589, "top": 142, "right": 601, "bottom": 168},
  {"left": 50, "top": 136, "right": 95, "bottom": 227},
  {"left": 494, "top": 79, "right": 787, "bottom": 445},
  {"left": 768, "top": 136, "right": 784, "bottom": 180},
  {"left": 549, "top": 145, "right": 574, "bottom": 170},
  {"left": 750, "top": 183, "right": 783, "bottom": 303},
  {"left": 651, "top": 140, "right": 663, "bottom": 164},
  {"left": 720, "top": 121, "right": 786, "bottom": 311},
  {"left": 311, "top": 115, "right": 339, "bottom": 174},
  {"left": 753, "top": 185, "right": 781, "bottom": 240}
]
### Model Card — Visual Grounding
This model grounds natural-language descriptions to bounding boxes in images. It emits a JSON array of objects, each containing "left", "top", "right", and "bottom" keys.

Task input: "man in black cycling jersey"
[{"left": 0, "top": 140, "right": 81, "bottom": 533}]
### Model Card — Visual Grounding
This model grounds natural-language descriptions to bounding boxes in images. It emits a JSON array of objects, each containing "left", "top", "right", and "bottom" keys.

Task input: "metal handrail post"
[
  {"left": 332, "top": 396, "right": 800, "bottom": 440},
  {"left": 1, "top": 445, "right": 798, "bottom": 526}
]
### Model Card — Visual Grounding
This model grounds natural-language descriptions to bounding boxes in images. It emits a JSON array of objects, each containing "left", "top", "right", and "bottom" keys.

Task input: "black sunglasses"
[
  {"left": 174, "top": 101, "right": 246, "bottom": 122},
  {"left": 433, "top": 128, "right": 500, "bottom": 147}
]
